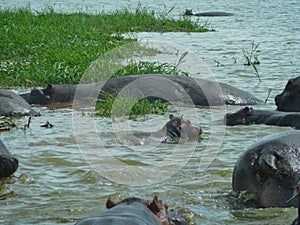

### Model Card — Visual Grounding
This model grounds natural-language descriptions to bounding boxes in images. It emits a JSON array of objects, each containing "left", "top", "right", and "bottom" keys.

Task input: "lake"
[{"left": 0, "top": 0, "right": 299, "bottom": 224}]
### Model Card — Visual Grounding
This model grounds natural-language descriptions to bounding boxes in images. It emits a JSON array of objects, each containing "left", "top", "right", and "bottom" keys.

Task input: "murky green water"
[{"left": 1, "top": 0, "right": 300, "bottom": 224}]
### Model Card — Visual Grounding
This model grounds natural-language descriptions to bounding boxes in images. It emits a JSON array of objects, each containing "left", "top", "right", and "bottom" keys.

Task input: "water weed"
[{"left": 0, "top": 6, "right": 210, "bottom": 88}]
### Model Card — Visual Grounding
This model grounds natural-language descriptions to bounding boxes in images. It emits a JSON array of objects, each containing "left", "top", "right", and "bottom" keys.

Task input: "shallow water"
[{"left": 0, "top": 0, "right": 300, "bottom": 224}]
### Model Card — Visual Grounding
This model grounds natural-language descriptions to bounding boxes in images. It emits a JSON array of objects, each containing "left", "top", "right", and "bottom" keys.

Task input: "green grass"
[
  {"left": 0, "top": 6, "right": 210, "bottom": 88},
  {"left": 95, "top": 92, "right": 168, "bottom": 117}
]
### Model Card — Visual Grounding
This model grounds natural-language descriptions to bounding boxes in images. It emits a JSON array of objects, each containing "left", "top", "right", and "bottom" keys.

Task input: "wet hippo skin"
[
  {"left": 0, "top": 140, "right": 18, "bottom": 179},
  {"left": 119, "top": 114, "right": 202, "bottom": 145},
  {"left": 233, "top": 130, "right": 300, "bottom": 207},
  {"left": 75, "top": 196, "right": 187, "bottom": 225},
  {"left": 184, "top": 9, "right": 234, "bottom": 16},
  {"left": 275, "top": 76, "right": 300, "bottom": 112},
  {"left": 0, "top": 89, "right": 40, "bottom": 117},
  {"left": 225, "top": 107, "right": 300, "bottom": 129},
  {"left": 20, "top": 75, "right": 262, "bottom": 106}
]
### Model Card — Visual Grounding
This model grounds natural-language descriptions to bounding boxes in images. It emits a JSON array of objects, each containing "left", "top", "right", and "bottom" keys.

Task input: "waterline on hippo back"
[{"left": 72, "top": 40, "right": 227, "bottom": 186}]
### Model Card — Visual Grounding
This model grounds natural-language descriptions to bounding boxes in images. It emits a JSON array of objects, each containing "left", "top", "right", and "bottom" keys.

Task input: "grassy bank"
[{"left": 0, "top": 6, "right": 210, "bottom": 88}]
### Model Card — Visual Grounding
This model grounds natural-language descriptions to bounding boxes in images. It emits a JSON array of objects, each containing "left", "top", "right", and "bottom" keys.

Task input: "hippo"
[
  {"left": 225, "top": 107, "right": 300, "bottom": 129},
  {"left": 0, "top": 89, "right": 40, "bottom": 117},
  {"left": 119, "top": 114, "right": 202, "bottom": 145},
  {"left": 75, "top": 196, "right": 187, "bottom": 225},
  {"left": 184, "top": 9, "right": 234, "bottom": 17},
  {"left": 20, "top": 75, "right": 262, "bottom": 107},
  {"left": 233, "top": 130, "right": 300, "bottom": 207},
  {"left": 0, "top": 140, "right": 18, "bottom": 178},
  {"left": 275, "top": 76, "right": 300, "bottom": 112}
]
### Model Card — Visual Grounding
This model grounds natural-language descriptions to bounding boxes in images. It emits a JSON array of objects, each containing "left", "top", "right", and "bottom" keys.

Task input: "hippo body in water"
[
  {"left": 20, "top": 75, "right": 262, "bottom": 106},
  {"left": 119, "top": 114, "right": 202, "bottom": 145},
  {"left": 75, "top": 196, "right": 187, "bottom": 225},
  {"left": 275, "top": 76, "right": 300, "bottom": 112},
  {"left": 0, "top": 89, "right": 40, "bottom": 117},
  {"left": 233, "top": 130, "right": 300, "bottom": 207},
  {"left": 225, "top": 107, "right": 300, "bottom": 129},
  {"left": 184, "top": 9, "right": 234, "bottom": 17},
  {"left": 0, "top": 140, "right": 18, "bottom": 178}
]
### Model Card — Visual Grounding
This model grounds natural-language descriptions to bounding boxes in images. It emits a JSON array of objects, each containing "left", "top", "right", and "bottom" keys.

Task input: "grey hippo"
[
  {"left": 0, "top": 89, "right": 40, "bottom": 117},
  {"left": 0, "top": 140, "right": 18, "bottom": 179},
  {"left": 75, "top": 196, "right": 187, "bottom": 225},
  {"left": 225, "top": 107, "right": 300, "bottom": 129},
  {"left": 275, "top": 76, "right": 300, "bottom": 112},
  {"left": 184, "top": 9, "right": 234, "bottom": 17},
  {"left": 20, "top": 74, "right": 262, "bottom": 106},
  {"left": 233, "top": 130, "right": 300, "bottom": 207},
  {"left": 118, "top": 114, "right": 202, "bottom": 145}
]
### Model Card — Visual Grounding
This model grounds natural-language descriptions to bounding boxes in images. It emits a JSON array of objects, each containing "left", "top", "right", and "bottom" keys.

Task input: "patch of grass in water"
[
  {"left": 0, "top": 6, "right": 210, "bottom": 88},
  {"left": 95, "top": 92, "right": 168, "bottom": 118}
]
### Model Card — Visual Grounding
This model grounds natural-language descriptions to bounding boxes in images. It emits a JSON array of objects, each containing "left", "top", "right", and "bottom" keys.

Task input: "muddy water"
[{"left": 0, "top": 0, "right": 300, "bottom": 224}]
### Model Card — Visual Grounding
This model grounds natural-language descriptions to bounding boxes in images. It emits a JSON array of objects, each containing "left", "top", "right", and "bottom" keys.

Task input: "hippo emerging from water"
[
  {"left": 20, "top": 75, "right": 262, "bottom": 107},
  {"left": 119, "top": 114, "right": 202, "bottom": 145},
  {"left": 75, "top": 196, "right": 187, "bottom": 225},
  {"left": 275, "top": 76, "right": 300, "bottom": 112},
  {"left": 233, "top": 130, "right": 300, "bottom": 207},
  {"left": 184, "top": 9, "right": 234, "bottom": 17},
  {"left": 0, "top": 89, "right": 40, "bottom": 117},
  {"left": 0, "top": 140, "right": 18, "bottom": 179},
  {"left": 225, "top": 107, "right": 300, "bottom": 129}
]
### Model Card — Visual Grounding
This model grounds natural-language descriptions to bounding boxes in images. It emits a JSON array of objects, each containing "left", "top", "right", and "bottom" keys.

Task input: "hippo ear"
[
  {"left": 258, "top": 154, "right": 278, "bottom": 172},
  {"left": 147, "top": 196, "right": 160, "bottom": 214},
  {"left": 285, "top": 80, "right": 293, "bottom": 91},
  {"left": 106, "top": 198, "right": 115, "bottom": 209},
  {"left": 46, "top": 84, "right": 53, "bottom": 90},
  {"left": 169, "top": 114, "right": 174, "bottom": 120},
  {"left": 242, "top": 107, "right": 250, "bottom": 114}
]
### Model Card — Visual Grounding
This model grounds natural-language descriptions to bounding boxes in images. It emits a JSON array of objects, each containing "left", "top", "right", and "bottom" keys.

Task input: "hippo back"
[
  {"left": 0, "top": 89, "right": 40, "bottom": 116},
  {"left": 99, "top": 74, "right": 262, "bottom": 106},
  {"left": 75, "top": 200, "right": 162, "bottom": 225}
]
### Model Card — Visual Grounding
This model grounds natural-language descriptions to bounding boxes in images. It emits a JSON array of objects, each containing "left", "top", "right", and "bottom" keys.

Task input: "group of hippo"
[{"left": 1, "top": 74, "right": 300, "bottom": 224}]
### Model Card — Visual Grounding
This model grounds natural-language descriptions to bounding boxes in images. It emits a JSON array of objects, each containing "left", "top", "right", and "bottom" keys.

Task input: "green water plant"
[
  {"left": 95, "top": 92, "right": 168, "bottom": 118},
  {"left": 0, "top": 6, "right": 210, "bottom": 88},
  {"left": 240, "top": 41, "right": 261, "bottom": 82}
]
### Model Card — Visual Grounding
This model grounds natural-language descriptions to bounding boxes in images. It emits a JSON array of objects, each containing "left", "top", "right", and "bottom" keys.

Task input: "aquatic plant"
[
  {"left": 95, "top": 92, "right": 168, "bottom": 118},
  {"left": 0, "top": 6, "right": 210, "bottom": 88},
  {"left": 240, "top": 41, "right": 261, "bottom": 82},
  {"left": 113, "top": 61, "right": 189, "bottom": 78}
]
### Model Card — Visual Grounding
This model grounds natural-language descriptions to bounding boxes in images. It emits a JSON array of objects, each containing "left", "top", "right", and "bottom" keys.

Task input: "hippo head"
[
  {"left": 21, "top": 88, "right": 50, "bottom": 105},
  {"left": 184, "top": 9, "right": 193, "bottom": 16},
  {"left": 275, "top": 76, "right": 300, "bottom": 112},
  {"left": 106, "top": 197, "right": 169, "bottom": 225},
  {"left": 233, "top": 135, "right": 300, "bottom": 207},
  {"left": 225, "top": 107, "right": 252, "bottom": 126},
  {"left": 162, "top": 114, "right": 202, "bottom": 143}
]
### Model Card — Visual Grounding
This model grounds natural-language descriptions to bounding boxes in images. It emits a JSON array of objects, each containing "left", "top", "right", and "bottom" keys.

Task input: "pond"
[{"left": 0, "top": 0, "right": 299, "bottom": 224}]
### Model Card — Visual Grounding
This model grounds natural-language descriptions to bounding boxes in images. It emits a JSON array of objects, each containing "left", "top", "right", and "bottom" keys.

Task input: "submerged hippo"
[
  {"left": 233, "top": 130, "right": 300, "bottom": 207},
  {"left": 275, "top": 76, "right": 300, "bottom": 112},
  {"left": 0, "top": 89, "right": 40, "bottom": 117},
  {"left": 20, "top": 75, "right": 262, "bottom": 106},
  {"left": 0, "top": 140, "right": 18, "bottom": 178},
  {"left": 119, "top": 114, "right": 202, "bottom": 145},
  {"left": 184, "top": 9, "right": 234, "bottom": 17},
  {"left": 75, "top": 196, "right": 187, "bottom": 225},
  {"left": 225, "top": 107, "right": 300, "bottom": 129}
]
